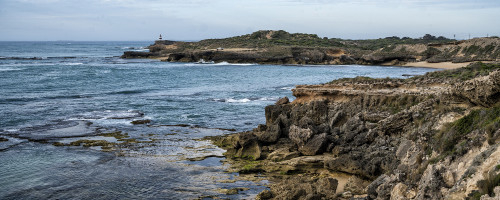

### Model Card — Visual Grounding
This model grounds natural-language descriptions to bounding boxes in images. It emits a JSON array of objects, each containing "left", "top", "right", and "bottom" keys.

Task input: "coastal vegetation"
[{"left": 178, "top": 30, "right": 453, "bottom": 50}]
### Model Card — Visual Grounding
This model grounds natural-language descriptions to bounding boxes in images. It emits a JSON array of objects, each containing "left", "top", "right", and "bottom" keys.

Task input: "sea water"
[{"left": 0, "top": 41, "right": 438, "bottom": 199}]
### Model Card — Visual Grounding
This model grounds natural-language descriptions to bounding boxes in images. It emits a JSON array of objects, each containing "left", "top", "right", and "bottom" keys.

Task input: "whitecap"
[
  {"left": 3, "top": 63, "right": 56, "bottom": 67},
  {"left": 0, "top": 68, "right": 25, "bottom": 72},
  {"left": 226, "top": 98, "right": 251, "bottom": 103},
  {"left": 258, "top": 97, "right": 278, "bottom": 101},
  {"left": 131, "top": 49, "right": 149, "bottom": 52},
  {"left": 280, "top": 86, "right": 294, "bottom": 90},
  {"left": 73, "top": 110, "right": 145, "bottom": 120},
  {"left": 65, "top": 63, "right": 83, "bottom": 66},
  {"left": 214, "top": 61, "right": 256, "bottom": 66}
]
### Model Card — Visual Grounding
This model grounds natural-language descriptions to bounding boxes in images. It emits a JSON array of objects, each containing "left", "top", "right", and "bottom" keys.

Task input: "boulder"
[
  {"left": 344, "top": 176, "right": 370, "bottom": 194},
  {"left": 289, "top": 125, "right": 314, "bottom": 146},
  {"left": 267, "top": 148, "right": 300, "bottom": 162},
  {"left": 256, "top": 189, "right": 273, "bottom": 200},
  {"left": 268, "top": 176, "right": 338, "bottom": 200},
  {"left": 275, "top": 97, "right": 290, "bottom": 105},
  {"left": 255, "top": 124, "right": 281, "bottom": 143},
  {"left": 415, "top": 164, "right": 445, "bottom": 199},
  {"left": 234, "top": 132, "right": 262, "bottom": 160},
  {"left": 299, "top": 133, "right": 328, "bottom": 156}
]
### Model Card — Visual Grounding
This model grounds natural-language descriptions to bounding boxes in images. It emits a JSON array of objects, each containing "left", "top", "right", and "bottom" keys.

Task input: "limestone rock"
[
  {"left": 299, "top": 133, "right": 328, "bottom": 156},
  {"left": 255, "top": 124, "right": 281, "bottom": 143},
  {"left": 275, "top": 97, "right": 290, "bottom": 105},
  {"left": 256, "top": 189, "right": 273, "bottom": 200},
  {"left": 268, "top": 148, "right": 300, "bottom": 162},
  {"left": 268, "top": 176, "right": 338, "bottom": 200},
  {"left": 289, "top": 125, "right": 314, "bottom": 147},
  {"left": 344, "top": 176, "right": 370, "bottom": 194},
  {"left": 367, "top": 174, "right": 390, "bottom": 199},
  {"left": 452, "top": 70, "right": 500, "bottom": 107},
  {"left": 415, "top": 164, "right": 445, "bottom": 199},
  {"left": 234, "top": 132, "right": 261, "bottom": 160}
]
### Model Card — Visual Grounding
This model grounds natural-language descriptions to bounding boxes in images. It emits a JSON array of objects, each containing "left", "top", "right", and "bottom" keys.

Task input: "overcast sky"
[{"left": 0, "top": 0, "right": 499, "bottom": 41}]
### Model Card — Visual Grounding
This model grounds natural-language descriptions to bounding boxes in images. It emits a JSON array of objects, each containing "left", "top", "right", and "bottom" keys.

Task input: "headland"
[{"left": 122, "top": 30, "right": 500, "bottom": 69}]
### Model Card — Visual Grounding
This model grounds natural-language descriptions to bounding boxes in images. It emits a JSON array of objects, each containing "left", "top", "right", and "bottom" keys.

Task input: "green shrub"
[{"left": 436, "top": 104, "right": 500, "bottom": 155}]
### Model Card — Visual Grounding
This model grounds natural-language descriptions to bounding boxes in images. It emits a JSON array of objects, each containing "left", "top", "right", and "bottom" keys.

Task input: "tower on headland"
[{"left": 154, "top": 34, "right": 175, "bottom": 45}]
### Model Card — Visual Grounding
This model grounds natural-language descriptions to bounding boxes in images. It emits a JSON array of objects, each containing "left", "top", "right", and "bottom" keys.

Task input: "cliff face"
[
  {"left": 122, "top": 31, "right": 500, "bottom": 66},
  {"left": 210, "top": 62, "right": 500, "bottom": 199}
]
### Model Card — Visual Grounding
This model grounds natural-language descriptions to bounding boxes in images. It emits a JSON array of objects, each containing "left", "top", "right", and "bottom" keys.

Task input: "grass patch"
[
  {"left": 433, "top": 104, "right": 500, "bottom": 160},
  {"left": 326, "top": 76, "right": 398, "bottom": 84},
  {"left": 417, "top": 62, "right": 500, "bottom": 81},
  {"left": 477, "top": 172, "right": 500, "bottom": 198}
]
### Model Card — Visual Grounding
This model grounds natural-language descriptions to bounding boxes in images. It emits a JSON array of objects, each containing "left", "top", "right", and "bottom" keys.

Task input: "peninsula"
[{"left": 122, "top": 30, "right": 500, "bottom": 69}]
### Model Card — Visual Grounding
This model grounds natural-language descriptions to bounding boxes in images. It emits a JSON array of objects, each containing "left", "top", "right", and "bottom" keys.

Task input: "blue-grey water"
[{"left": 0, "top": 41, "right": 438, "bottom": 199}]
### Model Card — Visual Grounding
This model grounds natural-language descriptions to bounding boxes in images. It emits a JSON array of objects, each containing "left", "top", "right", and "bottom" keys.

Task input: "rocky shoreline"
[
  {"left": 208, "top": 62, "right": 500, "bottom": 199},
  {"left": 122, "top": 30, "right": 499, "bottom": 67}
]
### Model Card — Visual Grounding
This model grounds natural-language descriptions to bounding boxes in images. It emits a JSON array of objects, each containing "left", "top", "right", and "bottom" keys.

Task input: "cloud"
[{"left": 0, "top": 0, "right": 499, "bottom": 40}]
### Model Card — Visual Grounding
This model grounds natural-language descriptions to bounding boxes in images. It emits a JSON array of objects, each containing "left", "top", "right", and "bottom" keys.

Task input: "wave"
[
  {"left": 121, "top": 46, "right": 146, "bottom": 50},
  {"left": 65, "top": 63, "right": 83, "bottom": 66},
  {"left": 0, "top": 68, "right": 25, "bottom": 72},
  {"left": 214, "top": 61, "right": 257, "bottom": 66},
  {"left": 0, "top": 56, "right": 91, "bottom": 61},
  {"left": 71, "top": 110, "right": 145, "bottom": 121},
  {"left": 280, "top": 86, "right": 294, "bottom": 90},
  {"left": 107, "top": 89, "right": 147, "bottom": 95},
  {"left": 227, "top": 98, "right": 251, "bottom": 103},
  {"left": 211, "top": 97, "right": 278, "bottom": 103},
  {"left": 0, "top": 56, "right": 46, "bottom": 60},
  {"left": 47, "top": 56, "right": 79, "bottom": 59},
  {"left": 0, "top": 63, "right": 56, "bottom": 67},
  {"left": 0, "top": 94, "right": 91, "bottom": 103},
  {"left": 130, "top": 49, "right": 149, "bottom": 52},
  {"left": 184, "top": 61, "right": 257, "bottom": 67}
]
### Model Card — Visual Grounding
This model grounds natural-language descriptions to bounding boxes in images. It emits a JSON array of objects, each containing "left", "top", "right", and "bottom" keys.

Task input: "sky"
[{"left": 0, "top": 0, "right": 499, "bottom": 41}]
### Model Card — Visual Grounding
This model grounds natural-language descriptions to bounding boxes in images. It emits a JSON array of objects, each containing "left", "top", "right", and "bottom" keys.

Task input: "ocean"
[{"left": 0, "top": 41, "right": 438, "bottom": 199}]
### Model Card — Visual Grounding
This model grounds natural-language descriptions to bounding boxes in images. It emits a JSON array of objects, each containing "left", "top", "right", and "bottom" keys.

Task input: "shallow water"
[{"left": 0, "top": 41, "right": 438, "bottom": 199}]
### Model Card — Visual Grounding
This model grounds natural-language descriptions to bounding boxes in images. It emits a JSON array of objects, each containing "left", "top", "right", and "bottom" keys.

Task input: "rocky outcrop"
[
  {"left": 121, "top": 51, "right": 159, "bottom": 59},
  {"left": 211, "top": 62, "right": 500, "bottom": 199}
]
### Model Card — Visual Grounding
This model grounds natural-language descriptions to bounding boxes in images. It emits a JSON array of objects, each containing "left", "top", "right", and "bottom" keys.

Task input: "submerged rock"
[{"left": 131, "top": 119, "right": 151, "bottom": 125}]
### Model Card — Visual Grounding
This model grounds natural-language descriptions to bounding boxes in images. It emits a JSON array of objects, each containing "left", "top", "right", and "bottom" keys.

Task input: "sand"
[{"left": 403, "top": 61, "right": 473, "bottom": 69}]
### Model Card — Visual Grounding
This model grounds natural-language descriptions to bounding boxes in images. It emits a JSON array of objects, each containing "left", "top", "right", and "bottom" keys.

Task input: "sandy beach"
[{"left": 403, "top": 61, "right": 474, "bottom": 69}]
